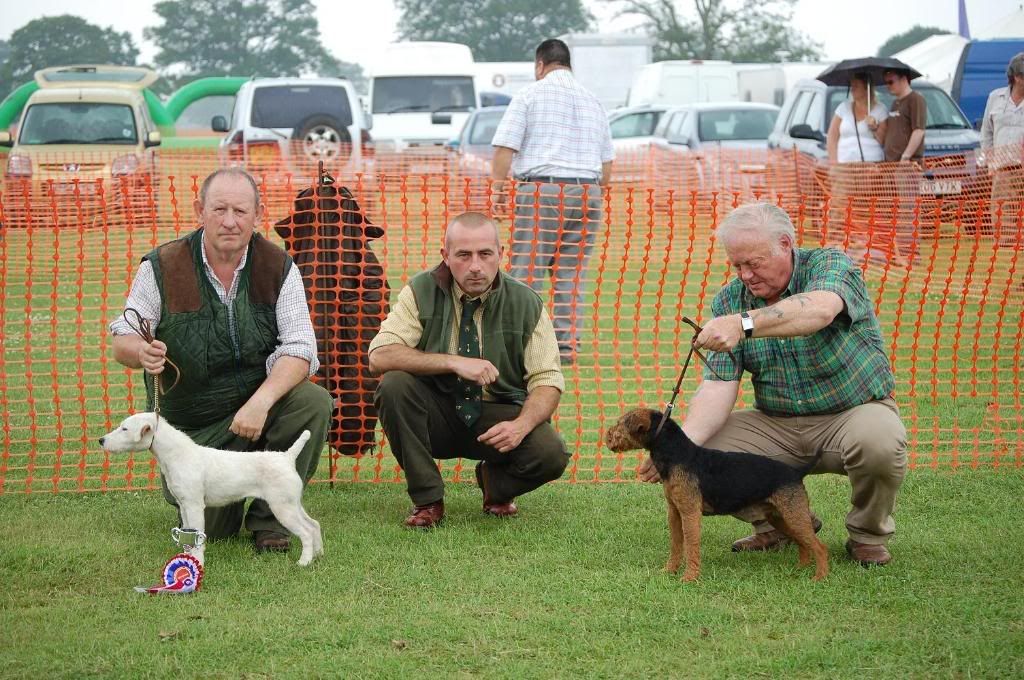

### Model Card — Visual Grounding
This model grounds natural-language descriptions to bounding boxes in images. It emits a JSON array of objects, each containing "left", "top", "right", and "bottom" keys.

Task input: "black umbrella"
[{"left": 816, "top": 57, "right": 922, "bottom": 89}]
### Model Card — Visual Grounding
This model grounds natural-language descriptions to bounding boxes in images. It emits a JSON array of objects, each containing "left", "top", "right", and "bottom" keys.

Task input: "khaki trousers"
[
  {"left": 374, "top": 370, "right": 569, "bottom": 506},
  {"left": 704, "top": 397, "right": 907, "bottom": 545}
]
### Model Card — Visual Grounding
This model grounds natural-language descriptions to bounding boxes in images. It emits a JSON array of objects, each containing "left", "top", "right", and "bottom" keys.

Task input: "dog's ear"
[{"left": 624, "top": 409, "right": 655, "bottom": 440}]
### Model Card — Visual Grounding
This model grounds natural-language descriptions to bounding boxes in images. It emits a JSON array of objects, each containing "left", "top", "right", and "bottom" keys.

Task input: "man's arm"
[
  {"left": 600, "top": 160, "right": 612, "bottom": 186},
  {"left": 980, "top": 93, "right": 996, "bottom": 152},
  {"left": 113, "top": 333, "right": 167, "bottom": 373},
  {"left": 826, "top": 115, "right": 840, "bottom": 163},
  {"left": 902, "top": 128, "right": 925, "bottom": 160},
  {"left": 368, "top": 344, "right": 499, "bottom": 385},
  {"left": 637, "top": 379, "right": 739, "bottom": 482},
  {"left": 232, "top": 355, "right": 310, "bottom": 440},
  {"left": 478, "top": 385, "right": 561, "bottom": 453},
  {"left": 694, "top": 290, "right": 844, "bottom": 353}
]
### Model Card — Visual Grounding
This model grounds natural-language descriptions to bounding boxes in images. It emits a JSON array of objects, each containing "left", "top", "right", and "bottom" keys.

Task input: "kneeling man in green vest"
[
  {"left": 109, "top": 168, "right": 332, "bottom": 554},
  {"left": 369, "top": 211, "right": 569, "bottom": 528}
]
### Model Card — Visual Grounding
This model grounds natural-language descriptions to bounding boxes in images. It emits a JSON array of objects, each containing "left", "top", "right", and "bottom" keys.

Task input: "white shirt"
[
  {"left": 834, "top": 100, "right": 888, "bottom": 163},
  {"left": 491, "top": 69, "right": 614, "bottom": 180},
  {"left": 109, "top": 230, "right": 319, "bottom": 376},
  {"left": 981, "top": 86, "right": 1024, "bottom": 169}
]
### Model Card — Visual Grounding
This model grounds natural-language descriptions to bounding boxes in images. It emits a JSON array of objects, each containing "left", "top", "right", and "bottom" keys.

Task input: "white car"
[{"left": 212, "top": 77, "right": 372, "bottom": 181}]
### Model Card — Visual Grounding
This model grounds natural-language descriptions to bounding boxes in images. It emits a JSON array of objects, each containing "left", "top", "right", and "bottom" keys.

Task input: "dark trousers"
[
  {"left": 374, "top": 371, "right": 569, "bottom": 506},
  {"left": 160, "top": 380, "right": 333, "bottom": 539}
]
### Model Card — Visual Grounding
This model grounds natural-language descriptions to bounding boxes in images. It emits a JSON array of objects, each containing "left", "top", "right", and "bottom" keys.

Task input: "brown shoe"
[
  {"left": 404, "top": 500, "right": 444, "bottom": 528},
  {"left": 845, "top": 539, "right": 892, "bottom": 566},
  {"left": 731, "top": 517, "right": 823, "bottom": 552},
  {"left": 475, "top": 462, "right": 518, "bottom": 517},
  {"left": 253, "top": 530, "right": 291, "bottom": 553}
]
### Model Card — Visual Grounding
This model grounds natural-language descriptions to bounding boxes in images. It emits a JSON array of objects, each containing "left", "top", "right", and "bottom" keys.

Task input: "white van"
[
  {"left": 368, "top": 42, "right": 479, "bottom": 152},
  {"left": 627, "top": 60, "right": 739, "bottom": 107}
]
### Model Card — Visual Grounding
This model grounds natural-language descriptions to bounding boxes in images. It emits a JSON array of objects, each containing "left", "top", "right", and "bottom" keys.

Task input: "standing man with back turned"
[{"left": 490, "top": 38, "right": 614, "bottom": 362}]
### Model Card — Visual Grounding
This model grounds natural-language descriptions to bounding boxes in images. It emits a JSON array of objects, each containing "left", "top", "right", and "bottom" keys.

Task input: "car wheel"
[{"left": 293, "top": 115, "right": 351, "bottom": 161}]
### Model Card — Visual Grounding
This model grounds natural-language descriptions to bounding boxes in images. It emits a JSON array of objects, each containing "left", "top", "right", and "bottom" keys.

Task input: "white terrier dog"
[{"left": 100, "top": 412, "right": 323, "bottom": 566}]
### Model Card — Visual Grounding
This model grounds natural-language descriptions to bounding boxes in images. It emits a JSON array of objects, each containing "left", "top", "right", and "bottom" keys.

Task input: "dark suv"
[{"left": 768, "top": 79, "right": 986, "bottom": 222}]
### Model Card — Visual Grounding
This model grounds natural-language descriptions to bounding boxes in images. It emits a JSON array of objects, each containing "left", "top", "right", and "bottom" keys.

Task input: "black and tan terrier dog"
[{"left": 606, "top": 408, "right": 828, "bottom": 582}]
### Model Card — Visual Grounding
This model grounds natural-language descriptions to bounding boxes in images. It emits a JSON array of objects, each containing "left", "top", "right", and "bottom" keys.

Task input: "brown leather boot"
[
  {"left": 253, "top": 530, "right": 291, "bottom": 553},
  {"left": 475, "top": 462, "right": 518, "bottom": 517},
  {"left": 731, "top": 516, "right": 823, "bottom": 552},
  {"left": 845, "top": 539, "right": 892, "bottom": 566},
  {"left": 404, "top": 500, "right": 445, "bottom": 528}
]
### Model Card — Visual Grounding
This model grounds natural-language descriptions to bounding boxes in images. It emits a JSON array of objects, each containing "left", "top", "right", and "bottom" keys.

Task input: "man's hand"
[
  {"left": 230, "top": 397, "right": 271, "bottom": 441},
  {"left": 452, "top": 356, "right": 499, "bottom": 386},
  {"left": 637, "top": 455, "right": 660, "bottom": 483},
  {"left": 138, "top": 339, "right": 168, "bottom": 375},
  {"left": 694, "top": 314, "right": 744, "bottom": 352},
  {"left": 489, "top": 179, "right": 508, "bottom": 213},
  {"left": 478, "top": 418, "right": 531, "bottom": 453}
]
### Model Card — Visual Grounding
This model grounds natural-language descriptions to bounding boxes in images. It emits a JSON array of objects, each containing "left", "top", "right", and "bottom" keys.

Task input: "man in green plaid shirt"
[{"left": 638, "top": 203, "right": 907, "bottom": 567}]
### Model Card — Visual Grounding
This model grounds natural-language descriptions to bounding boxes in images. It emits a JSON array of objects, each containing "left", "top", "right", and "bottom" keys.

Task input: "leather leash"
[
  {"left": 123, "top": 307, "right": 181, "bottom": 434},
  {"left": 652, "top": 316, "right": 738, "bottom": 441}
]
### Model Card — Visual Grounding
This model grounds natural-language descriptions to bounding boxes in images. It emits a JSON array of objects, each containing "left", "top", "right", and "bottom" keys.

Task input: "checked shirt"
[{"left": 703, "top": 247, "right": 895, "bottom": 416}]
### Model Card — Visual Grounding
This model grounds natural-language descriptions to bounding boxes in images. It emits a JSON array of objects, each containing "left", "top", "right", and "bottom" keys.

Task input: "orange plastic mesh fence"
[{"left": 0, "top": 147, "right": 1021, "bottom": 494}]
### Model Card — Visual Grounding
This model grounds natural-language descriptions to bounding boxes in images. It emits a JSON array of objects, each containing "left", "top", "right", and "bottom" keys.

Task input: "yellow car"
[{"left": 0, "top": 65, "right": 162, "bottom": 227}]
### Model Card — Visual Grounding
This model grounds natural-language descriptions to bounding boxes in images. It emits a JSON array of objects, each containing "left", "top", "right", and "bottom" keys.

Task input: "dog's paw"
[{"left": 662, "top": 562, "right": 680, "bottom": 574}]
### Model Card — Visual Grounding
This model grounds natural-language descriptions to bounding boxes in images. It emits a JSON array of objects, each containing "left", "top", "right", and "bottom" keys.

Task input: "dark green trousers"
[
  {"left": 374, "top": 370, "right": 569, "bottom": 506},
  {"left": 160, "top": 379, "right": 333, "bottom": 539}
]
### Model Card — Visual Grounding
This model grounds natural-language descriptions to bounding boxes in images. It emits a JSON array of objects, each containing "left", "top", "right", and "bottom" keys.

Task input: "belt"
[{"left": 517, "top": 175, "right": 597, "bottom": 185}]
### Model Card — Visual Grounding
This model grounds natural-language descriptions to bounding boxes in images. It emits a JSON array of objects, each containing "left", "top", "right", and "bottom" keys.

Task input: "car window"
[
  {"left": 609, "top": 111, "right": 662, "bottom": 138},
  {"left": 696, "top": 109, "right": 778, "bottom": 141},
  {"left": 664, "top": 112, "right": 689, "bottom": 143},
  {"left": 806, "top": 92, "right": 824, "bottom": 132},
  {"left": 468, "top": 110, "right": 506, "bottom": 145},
  {"left": 372, "top": 76, "right": 475, "bottom": 114},
  {"left": 177, "top": 95, "right": 235, "bottom": 130},
  {"left": 19, "top": 103, "right": 137, "bottom": 145},
  {"left": 251, "top": 86, "right": 353, "bottom": 129},
  {"left": 784, "top": 91, "right": 810, "bottom": 131}
]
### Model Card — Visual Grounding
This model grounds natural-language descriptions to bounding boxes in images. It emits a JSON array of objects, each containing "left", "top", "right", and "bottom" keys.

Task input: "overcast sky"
[{"left": 0, "top": 0, "right": 1018, "bottom": 69}]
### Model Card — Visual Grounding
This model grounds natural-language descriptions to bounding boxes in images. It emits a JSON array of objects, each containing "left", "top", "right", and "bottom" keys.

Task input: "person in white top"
[
  {"left": 827, "top": 73, "right": 888, "bottom": 163},
  {"left": 490, "top": 38, "right": 614, "bottom": 362},
  {"left": 981, "top": 52, "right": 1024, "bottom": 241}
]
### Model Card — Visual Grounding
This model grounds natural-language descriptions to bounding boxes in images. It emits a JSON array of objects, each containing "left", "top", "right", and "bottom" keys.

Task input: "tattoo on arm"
[{"left": 752, "top": 294, "right": 812, "bottom": 322}]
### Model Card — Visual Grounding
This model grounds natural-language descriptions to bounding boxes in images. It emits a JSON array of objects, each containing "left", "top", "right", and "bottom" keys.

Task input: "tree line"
[{"left": 0, "top": 0, "right": 945, "bottom": 103}]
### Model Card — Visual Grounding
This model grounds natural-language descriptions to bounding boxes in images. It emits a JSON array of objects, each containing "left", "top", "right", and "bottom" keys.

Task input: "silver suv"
[{"left": 212, "top": 77, "right": 372, "bottom": 179}]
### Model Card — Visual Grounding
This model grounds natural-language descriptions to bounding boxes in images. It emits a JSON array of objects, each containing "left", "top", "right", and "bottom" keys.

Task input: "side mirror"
[
  {"left": 431, "top": 112, "right": 452, "bottom": 125},
  {"left": 144, "top": 130, "right": 162, "bottom": 148},
  {"left": 0, "top": 131, "right": 11, "bottom": 148},
  {"left": 445, "top": 138, "right": 460, "bottom": 152},
  {"left": 211, "top": 115, "right": 229, "bottom": 133},
  {"left": 789, "top": 123, "right": 825, "bottom": 143}
]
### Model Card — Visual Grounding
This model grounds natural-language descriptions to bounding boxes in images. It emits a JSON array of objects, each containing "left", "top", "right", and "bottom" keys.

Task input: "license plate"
[
  {"left": 54, "top": 182, "right": 97, "bottom": 196},
  {"left": 919, "top": 179, "right": 962, "bottom": 195},
  {"left": 248, "top": 146, "right": 280, "bottom": 163},
  {"left": 410, "top": 163, "right": 444, "bottom": 175}
]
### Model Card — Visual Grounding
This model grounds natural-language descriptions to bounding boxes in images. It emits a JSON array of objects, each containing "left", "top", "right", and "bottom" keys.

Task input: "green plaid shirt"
[{"left": 704, "top": 247, "right": 895, "bottom": 416}]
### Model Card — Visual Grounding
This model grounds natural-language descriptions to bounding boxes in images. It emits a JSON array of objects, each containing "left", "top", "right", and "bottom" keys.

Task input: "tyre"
[{"left": 293, "top": 115, "right": 351, "bottom": 161}]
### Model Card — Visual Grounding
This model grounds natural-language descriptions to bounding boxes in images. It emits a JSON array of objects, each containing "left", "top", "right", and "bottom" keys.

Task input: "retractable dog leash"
[{"left": 653, "top": 317, "right": 739, "bottom": 441}]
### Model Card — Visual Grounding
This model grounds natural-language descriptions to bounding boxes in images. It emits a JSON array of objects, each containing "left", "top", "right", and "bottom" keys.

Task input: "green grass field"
[{"left": 2, "top": 472, "right": 1022, "bottom": 678}]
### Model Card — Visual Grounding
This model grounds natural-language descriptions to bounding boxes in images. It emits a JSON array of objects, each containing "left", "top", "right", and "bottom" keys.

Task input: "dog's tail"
[{"left": 284, "top": 430, "right": 312, "bottom": 460}]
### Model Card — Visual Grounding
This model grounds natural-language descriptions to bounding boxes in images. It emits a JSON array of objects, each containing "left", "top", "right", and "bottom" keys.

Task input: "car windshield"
[
  {"left": 251, "top": 86, "right": 353, "bottom": 129},
  {"left": 467, "top": 110, "right": 506, "bottom": 145},
  {"left": 825, "top": 86, "right": 971, "bottom": 129},
  {"left": 19, "top": 103, "right": 137, "bottom": 145},
  {"left": 697, "top": 109, "right": 778, "bottom": 141},
  {"left": 609, "top": 110, "right": 663, "bottom": 138},
  {"left": 373, "top": 76, "right": 475, "bottom": 114}
]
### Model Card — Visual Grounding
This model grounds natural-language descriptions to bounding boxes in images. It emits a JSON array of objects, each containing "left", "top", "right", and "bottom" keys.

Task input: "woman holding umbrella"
[{"left": 826, "top": 73, "right": 888, "bottom": 163}]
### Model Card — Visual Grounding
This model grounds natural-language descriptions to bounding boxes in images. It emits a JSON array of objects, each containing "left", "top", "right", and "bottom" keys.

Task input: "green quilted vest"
[
  {"left": 143, "top": 229, "right": 292, "bottom": 427},
  {"left": 409, "top": 262, "right": 543, "bottom": 405}
]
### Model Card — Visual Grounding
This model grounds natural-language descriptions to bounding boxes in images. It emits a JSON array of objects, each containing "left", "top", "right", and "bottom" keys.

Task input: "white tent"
[
  {"left": 892, "top": 34, "right": 969, "bottom": 92},
  {"left": 976, "top": 8, "right": 1024, "bottom": 39}
]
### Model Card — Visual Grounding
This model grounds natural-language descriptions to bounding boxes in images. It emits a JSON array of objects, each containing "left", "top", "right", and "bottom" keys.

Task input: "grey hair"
[
  {"left": 1008, "top": 52, "right": 1024, "bottom": 79},
  {"left": 198, "top": 168, "right": 261, "bottom": 208},
  {"left": 716, "top": 202, "right": 796, "bottom": 254}
]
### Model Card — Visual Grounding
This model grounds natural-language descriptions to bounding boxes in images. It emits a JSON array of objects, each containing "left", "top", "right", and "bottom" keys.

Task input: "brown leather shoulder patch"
[
  {"left": 159, "top": 239, "right": 201, "bottom": 313},
  {"left": 249, "top": 234, "right": 289, "bottom": 305}
]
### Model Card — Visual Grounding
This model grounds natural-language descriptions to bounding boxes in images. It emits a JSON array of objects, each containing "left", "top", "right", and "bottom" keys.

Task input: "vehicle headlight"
[
  {"left": 6, "top": 154, "right": 32, "bottom": 177},
  {"left": 111, "top": 154, "right": 140, "bottom": 176}
]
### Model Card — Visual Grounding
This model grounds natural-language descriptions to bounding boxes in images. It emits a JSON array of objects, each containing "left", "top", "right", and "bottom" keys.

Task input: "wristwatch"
[{"left": 740, "top": 311, "right": 754, "bottom": 339}]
